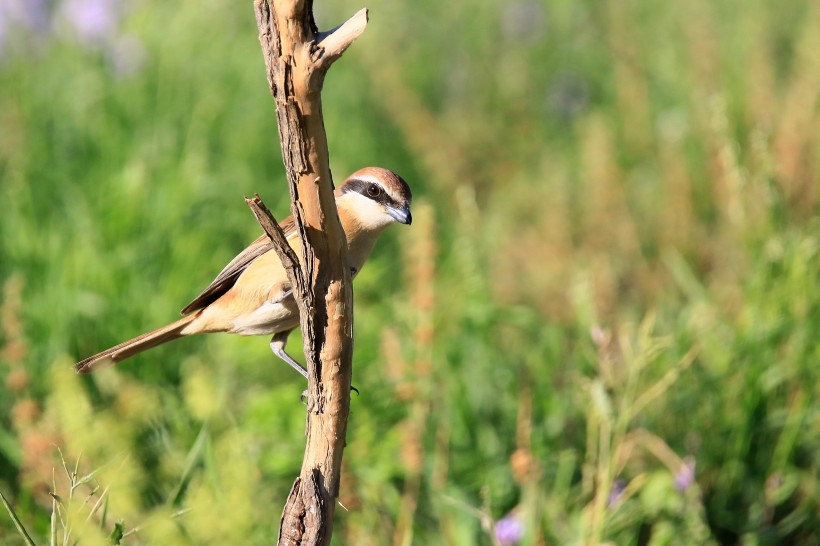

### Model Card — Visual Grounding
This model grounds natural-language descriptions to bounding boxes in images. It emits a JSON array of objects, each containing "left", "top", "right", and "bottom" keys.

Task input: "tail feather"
[{"left": 75, "top": 313, "right": 200, "bottom": 374}]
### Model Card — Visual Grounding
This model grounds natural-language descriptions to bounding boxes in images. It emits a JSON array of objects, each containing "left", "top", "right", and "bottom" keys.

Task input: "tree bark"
[{"left": 252, "top": 1, "right": 368, "bottom": 544}]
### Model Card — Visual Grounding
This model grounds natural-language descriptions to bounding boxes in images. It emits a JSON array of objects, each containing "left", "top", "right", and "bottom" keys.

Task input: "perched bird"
[{"left": 75, "top": 167, "right": 412, "bottom": 375}]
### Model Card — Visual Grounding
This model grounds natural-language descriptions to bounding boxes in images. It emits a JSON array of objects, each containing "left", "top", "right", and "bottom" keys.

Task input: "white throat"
[{"left": 339, "top": 191, "right": 396, "bottom": 231}]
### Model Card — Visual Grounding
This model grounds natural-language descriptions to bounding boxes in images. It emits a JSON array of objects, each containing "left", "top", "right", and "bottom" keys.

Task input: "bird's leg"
[
  {"left": 269, "top": 330, "right": 359, "bottom": 399},
  {"left": 269, "top": 330, "right": 307, "bottom": 379}
]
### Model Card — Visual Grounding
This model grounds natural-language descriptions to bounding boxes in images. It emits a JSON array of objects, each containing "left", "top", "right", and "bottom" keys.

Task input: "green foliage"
[{"left": 1, "top": 0, "right": 818, "bottom": 544}]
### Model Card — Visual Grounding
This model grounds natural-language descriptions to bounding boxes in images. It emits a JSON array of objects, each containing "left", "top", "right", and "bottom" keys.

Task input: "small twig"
[
  {"left": 245, "top": 195, "right": 305, "bottom": 295},
  {"left": 51, "top": 495, "right": 57, "bottom": 546},
  {"left": 171, "top": 508, "right": 192, "bottom": 519},
  {"left": 313, "top": 9, "right": 369, "bottom": 68},
  {"left": 85, "top": 484, "right": 111, "bottom": 523}
]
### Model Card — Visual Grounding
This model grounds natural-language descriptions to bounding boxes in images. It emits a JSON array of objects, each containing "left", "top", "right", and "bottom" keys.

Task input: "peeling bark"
[{"left": 252, "top": 1, "right": 368, "bottom": 544}]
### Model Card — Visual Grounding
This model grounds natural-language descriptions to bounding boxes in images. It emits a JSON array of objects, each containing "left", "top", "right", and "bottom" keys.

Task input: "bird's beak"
[{"left": 387, "top": 204, "right": 412, "bottom": 225}]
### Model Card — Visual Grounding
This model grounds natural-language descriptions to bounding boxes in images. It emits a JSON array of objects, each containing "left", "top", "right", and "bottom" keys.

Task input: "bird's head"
[{"left": 337, "top": 167, "right": 413, "bottom": 230}]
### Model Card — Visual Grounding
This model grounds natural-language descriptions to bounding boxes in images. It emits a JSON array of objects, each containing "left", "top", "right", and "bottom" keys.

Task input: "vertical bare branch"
[{"left": 252, "top": 1, "right": 368, "bottom": 544}]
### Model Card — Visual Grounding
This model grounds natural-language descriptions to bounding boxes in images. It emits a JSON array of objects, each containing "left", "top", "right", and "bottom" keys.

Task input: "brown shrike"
[{"left": 75, "top": 167, "right": 412, "bottom": 376}]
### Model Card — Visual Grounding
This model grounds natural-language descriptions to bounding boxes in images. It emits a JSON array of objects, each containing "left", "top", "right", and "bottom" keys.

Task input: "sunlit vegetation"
[{"left": 1, "top": 0, "right": 818, "bottom": 544}]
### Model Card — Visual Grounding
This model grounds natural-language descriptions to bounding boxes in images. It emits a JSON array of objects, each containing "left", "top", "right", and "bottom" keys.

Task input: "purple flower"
[
  {"left": 608, "top": 478, "right": 626, "bottom": 506},
  {"left": 61, "top": 0, "right": 120, "bottom": 45},
  {"left": 0, "top": 0, "right": 51, "bottom": 57},
  {"left": 494, "top": 514, "right": 524, "bottom": 546},
  {"left": 0, "top": 0, "right": 50, "bottom": 51},
  {"left": 675, "top": 458, "right": 696, "bottom": 491},
  {"left": 0, "top": 0, "right": 49, "bottom": 30}
]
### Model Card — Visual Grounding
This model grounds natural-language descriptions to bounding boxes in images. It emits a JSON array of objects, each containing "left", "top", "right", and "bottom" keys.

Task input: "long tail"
[{"left": 74, "top": 312, "right": 200, "bottom": 374}]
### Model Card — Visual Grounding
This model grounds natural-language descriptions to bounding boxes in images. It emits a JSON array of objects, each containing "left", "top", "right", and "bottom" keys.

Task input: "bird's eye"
[{"left": 367, "top": 183, "right": 380, "bottom": 197}]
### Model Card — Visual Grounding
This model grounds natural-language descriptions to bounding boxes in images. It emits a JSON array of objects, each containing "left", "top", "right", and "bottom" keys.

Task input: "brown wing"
[{"left": 180, "top": 215, "right": 297, "bottom": 315}]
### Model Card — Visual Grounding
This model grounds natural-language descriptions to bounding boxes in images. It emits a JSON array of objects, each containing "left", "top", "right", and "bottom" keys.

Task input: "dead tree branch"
[
  {"left": 252, "top": 1, "right": 368, "bottom": 544},
  {"left": 245, "top": 195, "right": 303, "bottom": 292}
]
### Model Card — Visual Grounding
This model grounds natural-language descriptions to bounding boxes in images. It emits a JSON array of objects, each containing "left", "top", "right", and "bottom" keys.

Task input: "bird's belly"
[{"left": 230, "top": 300, "right": 300, "bottom": 336}]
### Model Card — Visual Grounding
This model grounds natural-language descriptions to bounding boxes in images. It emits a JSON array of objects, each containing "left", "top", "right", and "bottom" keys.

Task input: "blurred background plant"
[{"left": 1, "top": 0, "right": 818, "bottom": 544}]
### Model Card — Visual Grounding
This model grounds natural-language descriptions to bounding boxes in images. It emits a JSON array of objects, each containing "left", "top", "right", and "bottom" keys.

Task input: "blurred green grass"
[{"left": 1, "top": 0, "right": 818, "bottom": 544}]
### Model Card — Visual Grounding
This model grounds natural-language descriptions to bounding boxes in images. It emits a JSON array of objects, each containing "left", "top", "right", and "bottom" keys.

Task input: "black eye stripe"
[{"left": 342, "top": 178, "right": 400, "bottom": 207}]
